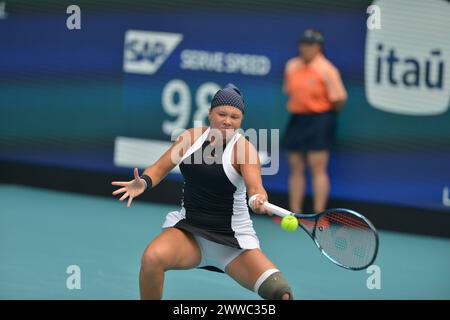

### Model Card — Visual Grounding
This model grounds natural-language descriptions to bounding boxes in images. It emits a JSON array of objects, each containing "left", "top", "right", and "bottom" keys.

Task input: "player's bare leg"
[
  {"left": 225, "top": 249, "right": 291, "bottom": 300},
  {"left": 140, "top": 228, "right": 201, "bottom": 299}
]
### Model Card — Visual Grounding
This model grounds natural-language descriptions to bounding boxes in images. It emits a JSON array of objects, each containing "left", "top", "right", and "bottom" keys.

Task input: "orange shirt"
[{"left": 284, "top": 53, "right": 347, "bottom": 114}]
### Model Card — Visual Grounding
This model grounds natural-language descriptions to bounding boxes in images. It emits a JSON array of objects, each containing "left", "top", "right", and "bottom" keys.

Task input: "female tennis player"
[{"left": 111, "top": 84, "right": 293, "bottom": 300}]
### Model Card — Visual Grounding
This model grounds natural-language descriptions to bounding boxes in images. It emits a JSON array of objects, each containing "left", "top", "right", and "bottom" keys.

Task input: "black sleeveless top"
[{"left": 176, "top": 139, "right": 242, "bottom": 248}]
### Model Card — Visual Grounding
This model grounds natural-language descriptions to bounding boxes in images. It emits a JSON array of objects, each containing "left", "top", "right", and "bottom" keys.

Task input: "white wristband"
[{"left": 248, "top": 194, "right": 260, "bottom": 209}]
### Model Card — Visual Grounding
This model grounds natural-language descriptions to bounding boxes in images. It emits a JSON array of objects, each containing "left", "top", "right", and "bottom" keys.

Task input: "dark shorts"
[{"left": 283, "top": 111, "right": 337, "bottom": 152}]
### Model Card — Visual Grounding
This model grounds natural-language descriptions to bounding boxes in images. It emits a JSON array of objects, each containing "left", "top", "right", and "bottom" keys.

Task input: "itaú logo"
[
  {"left": 365, "top": 0, "right": 450, "bottom": 116},
  {"left": 373, "top": 45, "right": 444, "bottom": 89}
]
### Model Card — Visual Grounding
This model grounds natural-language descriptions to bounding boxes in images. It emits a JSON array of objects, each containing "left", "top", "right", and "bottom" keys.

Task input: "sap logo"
[
  {"left": 365, "top": 0, "right": 450, "bottom": 116},
  {"left": 123, "top": 30, "right": 183, "bottom": 75}
]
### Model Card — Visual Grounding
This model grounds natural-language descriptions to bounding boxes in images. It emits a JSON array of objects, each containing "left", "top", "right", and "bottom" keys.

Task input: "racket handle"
[{"left": 248, "top": 194, "right": 293, "bottom": 218}]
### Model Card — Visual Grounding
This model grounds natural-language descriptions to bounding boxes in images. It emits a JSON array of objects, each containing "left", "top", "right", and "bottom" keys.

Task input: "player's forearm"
[{"left": 141, "top": 165, "right": 168, "bottom": 188}]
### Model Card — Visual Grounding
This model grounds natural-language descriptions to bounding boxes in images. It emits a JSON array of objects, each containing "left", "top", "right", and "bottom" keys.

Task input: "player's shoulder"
[
  {"left": 234, "top": 134, "right": 257, "bottom": 154},
  {"left": 233, "top": 134, "right": 261, "bottom": 166},
  {"left": 176, "top": 126, "right": 208, "bottom": 145},
  {"left": 236, "top": 132, "right": 251, "bottom": 144}
]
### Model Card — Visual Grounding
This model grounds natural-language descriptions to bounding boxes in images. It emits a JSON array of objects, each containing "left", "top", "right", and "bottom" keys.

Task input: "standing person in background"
[{"left": 283, "top": 29, "right": 347, "bottom": 214}]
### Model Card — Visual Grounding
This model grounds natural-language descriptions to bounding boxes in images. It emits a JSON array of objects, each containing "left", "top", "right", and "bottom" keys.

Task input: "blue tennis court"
[{"left": 1, "top": 184, "right": 448, "bottom": 300}]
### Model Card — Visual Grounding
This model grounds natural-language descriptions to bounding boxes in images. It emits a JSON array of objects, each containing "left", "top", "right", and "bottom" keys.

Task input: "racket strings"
[
  {"left": 315, "top": 211, "right": 377, "bottom": 269},
  {"left": 327, "top": 213, "right": 370, "bottom": 230}
]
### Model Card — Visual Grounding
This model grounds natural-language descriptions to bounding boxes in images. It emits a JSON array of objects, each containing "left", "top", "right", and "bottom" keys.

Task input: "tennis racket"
[{"left": 248, "top": 195, "right": 379, "bottom": 271}]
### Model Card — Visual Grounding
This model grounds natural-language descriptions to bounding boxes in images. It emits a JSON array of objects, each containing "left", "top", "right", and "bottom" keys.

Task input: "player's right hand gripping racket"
[{"left": 248, "top": 195, "right": 379, "bottom": 271}]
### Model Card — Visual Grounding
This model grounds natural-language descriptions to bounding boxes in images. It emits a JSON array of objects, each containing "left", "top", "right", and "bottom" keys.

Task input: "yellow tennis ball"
[{"left": 281, "top": 215, "right": 298, "bottom": 232}]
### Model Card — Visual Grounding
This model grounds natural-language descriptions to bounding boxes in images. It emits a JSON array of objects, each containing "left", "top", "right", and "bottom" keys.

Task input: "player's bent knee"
[
  {"left": 141, "top": 248, "right": 168, "bottom": 272},
  {"left": 254, "top": 269, "right": 293, "bottom": 300}
]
